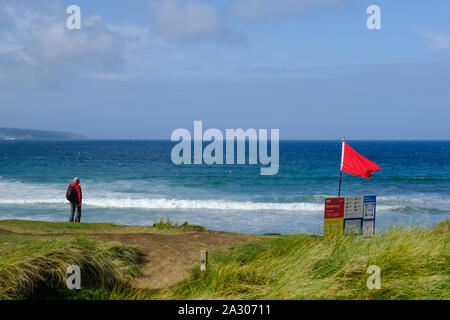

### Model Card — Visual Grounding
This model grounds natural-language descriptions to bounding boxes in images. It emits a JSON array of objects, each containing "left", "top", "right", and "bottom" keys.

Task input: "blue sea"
[{"left": 0, "top": 140, "right": 449, "bottom": 234}]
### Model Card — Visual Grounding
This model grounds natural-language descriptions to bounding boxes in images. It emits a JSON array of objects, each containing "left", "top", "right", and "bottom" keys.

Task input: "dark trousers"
[{"left": 70, "top": 202, "right": 82, "bottom": 222}]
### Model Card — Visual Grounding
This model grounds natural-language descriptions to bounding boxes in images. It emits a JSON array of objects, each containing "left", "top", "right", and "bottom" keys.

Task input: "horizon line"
[{"left": 2, "top": 138, "right": 450, "bottom": 142}]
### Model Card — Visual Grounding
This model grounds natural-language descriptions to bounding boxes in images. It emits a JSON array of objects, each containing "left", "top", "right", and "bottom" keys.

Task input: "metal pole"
[
  {"left": 338, "top": 170, "right": 343, "bottom": 197},
  {"left": 338, "top": 137, "right": 345, "bottom": 197}
]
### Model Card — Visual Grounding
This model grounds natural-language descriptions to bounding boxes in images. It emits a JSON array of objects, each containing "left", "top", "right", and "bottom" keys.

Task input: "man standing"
[{"left": 67, "top": 177, "right": 82, "bottom": 222}]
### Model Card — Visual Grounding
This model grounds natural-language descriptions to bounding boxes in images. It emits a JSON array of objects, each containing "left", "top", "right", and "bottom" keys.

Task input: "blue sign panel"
[
  {"left": 363, "top": 196, "right": 376, "bottom": 220},
  {"left": 363, "top": 195, "right": 376, "bottom": 236}
]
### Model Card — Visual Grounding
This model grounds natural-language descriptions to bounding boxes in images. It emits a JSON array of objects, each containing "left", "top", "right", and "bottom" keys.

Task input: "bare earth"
[
  {"left": 94, "top": 230, "right": 255, "bottom": 289},
  {"left": 0, "top": 226, "right": 255, "bottom": 290}
]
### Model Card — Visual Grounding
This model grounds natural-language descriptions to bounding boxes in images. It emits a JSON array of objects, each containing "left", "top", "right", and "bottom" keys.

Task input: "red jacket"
[{"left": 68, "top": 182, "right": 82, "bottom": 203}]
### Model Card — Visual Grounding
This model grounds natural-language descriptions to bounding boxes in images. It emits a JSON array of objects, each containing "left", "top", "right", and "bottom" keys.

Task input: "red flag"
[{"left": 341, "top": 142, "right": 381, "bottom": 178}]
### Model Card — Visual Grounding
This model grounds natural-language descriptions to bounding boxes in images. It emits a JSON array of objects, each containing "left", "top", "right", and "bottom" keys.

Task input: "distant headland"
[{"left": 0, "top": 127, "right": 87, "bottom": 140}]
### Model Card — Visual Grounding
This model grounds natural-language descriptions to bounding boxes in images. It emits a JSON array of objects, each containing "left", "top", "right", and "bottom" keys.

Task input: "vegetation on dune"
[
  {"left": 155, "top": 221, "right": 449, "bottom": 300},
  {"left": 0, "top": 220, "right": 448, "bottom": 300},
  {"left": 0, "top": 235, "right": 145, "bottom": 300},
  {"left": 0, "top": 219, "right": 205, "bottom": 235},
  {"left": 152, "top": 218, "right": 206, "bottom": 231},
  {"left": 53, "top": 283, "right": 153, "bottom": 300}
]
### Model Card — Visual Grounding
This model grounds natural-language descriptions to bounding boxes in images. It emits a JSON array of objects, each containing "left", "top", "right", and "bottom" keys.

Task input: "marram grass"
[
  {"left": 152, "top": 217, "right": 206, "bottom": 231},
  {"left": 155, "top": 221, "right": 449, "bottom": 300},
  {"left": 0, "top": 235, "right": 144, "bottom": 300},
  {"left": 0, "top": 221, "right": 448, "bottom": 300}
]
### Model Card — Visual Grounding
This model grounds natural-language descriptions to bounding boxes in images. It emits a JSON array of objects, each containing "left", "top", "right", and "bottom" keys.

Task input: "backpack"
[{"left": 66, "top": 184, "right": 76, "bottom": 202}]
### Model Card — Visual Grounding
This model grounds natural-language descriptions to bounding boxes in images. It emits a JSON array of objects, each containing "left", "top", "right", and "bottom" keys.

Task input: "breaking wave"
[{"left": 0, "top": 197, "right": 324, "bottom": 211}]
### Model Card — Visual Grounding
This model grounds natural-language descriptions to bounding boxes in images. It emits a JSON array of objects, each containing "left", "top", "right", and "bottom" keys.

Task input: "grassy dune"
[
  {"left": 156, "top": 221, "right": 449, "bottom": 300},
  {"left": 0, "top": 219, "right": 203, "bottom": 300},
  {"left": 0, "top": 219, "right": 448, "bottom": 300},
  {"left": 0, "top": 234, "right": 145, "bottom": 299}
]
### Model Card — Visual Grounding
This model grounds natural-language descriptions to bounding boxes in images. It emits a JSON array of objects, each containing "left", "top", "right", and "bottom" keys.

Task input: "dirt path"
[
  {"left": 94, "top": 231, "right": 255, "bottom": 290},
  {"left": 0, "top": 227, "right": 255, "bottom": 290}
]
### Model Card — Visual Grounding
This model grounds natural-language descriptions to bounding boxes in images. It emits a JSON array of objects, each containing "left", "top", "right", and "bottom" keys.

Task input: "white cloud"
[
  {"left": 422, "top": 31, "right": 450, "bottom": 50},
  {"left": 0, "top": 0, "right": 246, "bottom": 88},
  {"left": 147, "top": 0, "right": 244, "bottom": 43},
  {"left": 28, "top": 18, "right": 125, "bottom": 71},
  {"left": 226, "top": 0, "right": 345, "bottom": 21},
  {"left": 0, "top": 0, "right": 142, "bottom": 88}
]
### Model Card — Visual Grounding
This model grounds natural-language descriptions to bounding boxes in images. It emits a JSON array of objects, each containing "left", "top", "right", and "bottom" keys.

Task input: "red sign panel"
[{"left": 324, "top": 197, "right": 345, "bottom": 219}]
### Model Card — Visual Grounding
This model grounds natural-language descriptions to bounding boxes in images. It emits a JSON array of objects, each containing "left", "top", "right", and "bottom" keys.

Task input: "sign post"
[
  {"left": 200, "top": 250, "right": 208, "bottom": 271},
  {"left": 323, "top": 197, "right": 344, "bottom": 237},
  {"left": 324, "top": 195, "right": 376, "bottom": 237}
]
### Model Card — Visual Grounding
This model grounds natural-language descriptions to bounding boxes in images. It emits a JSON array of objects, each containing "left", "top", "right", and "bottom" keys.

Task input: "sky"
[{"left": 0, "top": 0, "right": 449, "bottom": 139}]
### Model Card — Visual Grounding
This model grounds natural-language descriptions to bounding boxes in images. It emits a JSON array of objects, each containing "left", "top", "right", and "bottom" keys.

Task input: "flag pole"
[{"left": 338, "top": 137, "right": 345, "bottom": 197}]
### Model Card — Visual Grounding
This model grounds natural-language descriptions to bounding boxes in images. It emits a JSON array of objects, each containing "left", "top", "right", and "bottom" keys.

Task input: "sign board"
[
  {"left": 362, "top": 220, "right": 375, "bottom": 237},
  {"left": 324, "top": 198, "right": 344, "bottom": 219},
  {"left": 324, "top": 195, "right": 376, "bottom": 237},
  {"left": 362, "top": 195, "right": 376, "bottom": 237},
  {"left": 323, "top": 198, "right": 344, "bottom": 238},
  {"left": 344, "top": 196, "right": 364, "bottom": 219},
  {"left": 344, "top": 218, "right": 362, "bottom": 235},
  {"left": 363, "top": 196, "right": 376, "bottom": 219},
  {"left": 323, "top": 218, "right": 344, "bottom": 237}
]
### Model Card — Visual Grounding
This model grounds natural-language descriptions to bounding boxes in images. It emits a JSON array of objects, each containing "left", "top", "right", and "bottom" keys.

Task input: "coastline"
[{"left": 1, "top": 140, "right": 449, "bottom": 235}]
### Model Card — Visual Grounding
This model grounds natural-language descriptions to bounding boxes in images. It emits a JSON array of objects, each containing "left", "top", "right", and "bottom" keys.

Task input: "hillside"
[{"left": 0, "top": 127, "right": 87, "bottom": 140}]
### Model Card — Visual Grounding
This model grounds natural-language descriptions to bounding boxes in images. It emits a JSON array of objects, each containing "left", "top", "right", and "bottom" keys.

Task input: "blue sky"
[{"left": 0, "top": 0, "right": 449, "bottom": 139}]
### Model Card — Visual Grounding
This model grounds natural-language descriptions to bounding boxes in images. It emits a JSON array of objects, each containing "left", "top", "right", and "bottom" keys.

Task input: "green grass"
[
  {"left": 0, "top": 219, "right": 204, "bottom": 300},
  {"left": 0, "top": 219, "right": 205, "bottom": 235},
  {"left": 1, "top": 220, "right": 448, "bottom": 300},
  {"left": 46, "top": 284, "right": 154, "bottom": 300},
  {"left": 0, "top": 234, "right": 145, "bottom": 300},
  {"left": 154, "top": 221, "right": 450, "bottom": 300},
  {"left": 152, "top": 218, "right": 206, "bottom": 231}
]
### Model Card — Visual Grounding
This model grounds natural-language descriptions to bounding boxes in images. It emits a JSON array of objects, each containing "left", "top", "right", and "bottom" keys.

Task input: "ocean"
[{"left": 0, "top": 140, "right": 448, "bottom": 234}]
